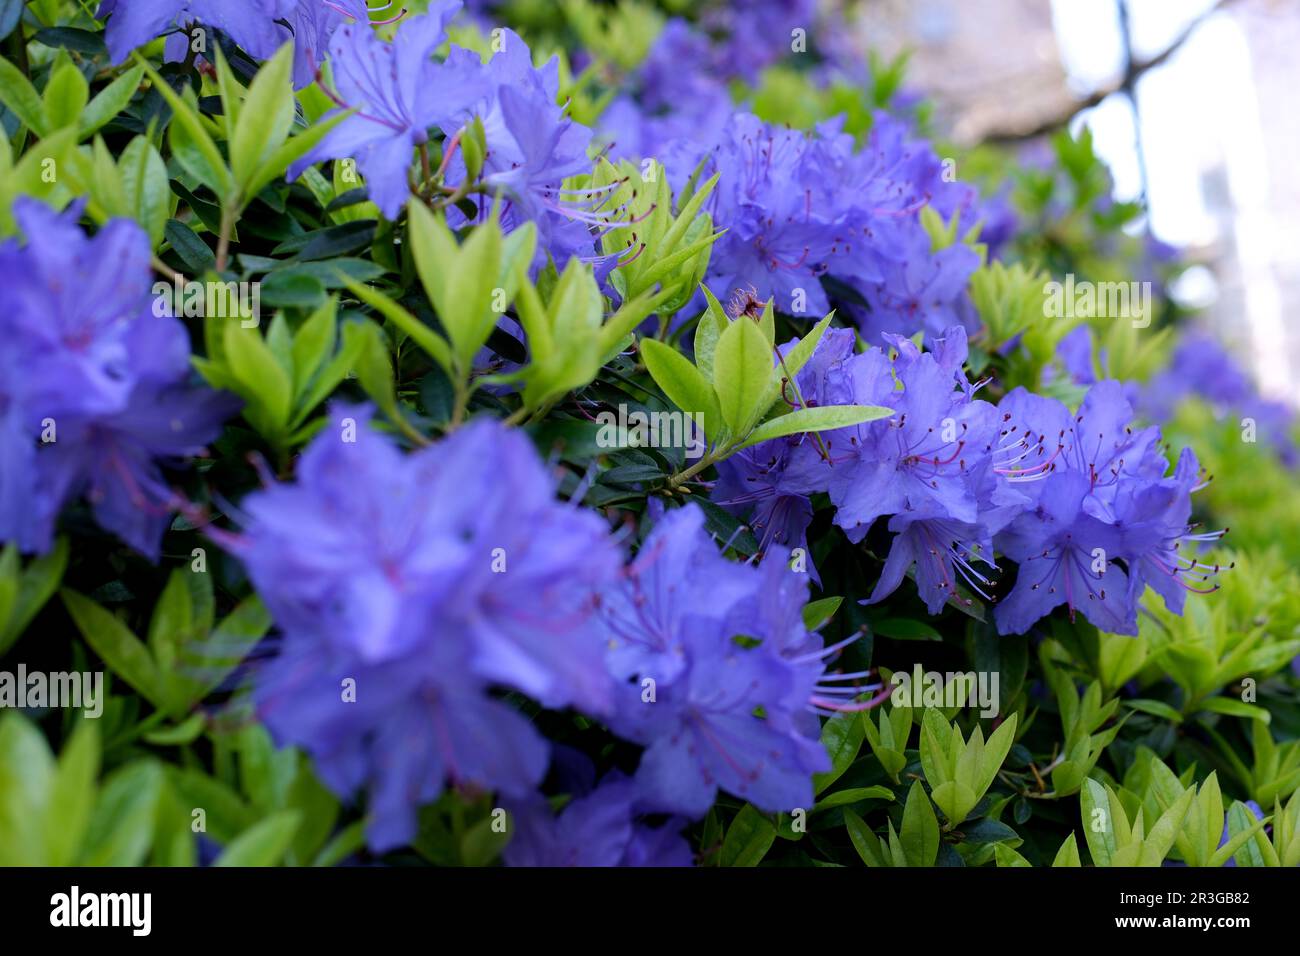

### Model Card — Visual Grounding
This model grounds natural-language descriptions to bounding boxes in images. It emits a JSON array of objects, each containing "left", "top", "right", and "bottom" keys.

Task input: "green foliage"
[
  {"left": 642, "top": 303, "right": 891, "bottom": 479},
  {"left": 918, "top": 709, "right": 1018, "bottom": 828},
  {"left": 1137, "top": 549, "right": 1300, "bottom": 715}
]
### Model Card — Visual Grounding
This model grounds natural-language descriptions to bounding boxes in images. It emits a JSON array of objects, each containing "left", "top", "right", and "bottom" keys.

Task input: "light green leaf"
[
  {"left": 230, "top": 44, "right": 296, "bottom": 192},
  {"left": 737, "top": 404, "right": 893, "bottom": 450},
  {"left": 224, "top": 321, "right": 293, "bottom": 435},
  {"left": 214, "top": 810, "right": 303, "bottom": 867},
  {"left": 80, "top": 761, "right": 163, "bottom": 866},
  {"left": 0, "top": 55, "right": 47, "bottom": 134},
  {"left": 1052, "top": 832, "right": 1081, "bottom": 867},
  {"left": 80, "top": 64, "right": 144, "bottom": 140},
  {"left": 640, "top": 338, "right": 721, "bottom": 434},
  {"left": 713, "top": 316, "right": 772, "bottom": 435},
  {"left": 61, "top": 588, "right": 169, "bottom": 711},
  {"left": 899, "top": 781, "right": 940, "bottom": 866},
  {"left": 44, "top": 720, "right": 100, "bottom": 867}
]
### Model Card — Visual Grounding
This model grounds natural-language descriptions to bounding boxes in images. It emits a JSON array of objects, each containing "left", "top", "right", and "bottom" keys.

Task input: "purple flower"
[
  {"left": 289, "top": 4, "right": 487, "bottom": 219},
  {"left": 610, "top": 628, "right": 830, "bottom": 817},
  {"left": 1141, "top": 329, "right": 1298, "bottom": 468},
  {"left": 602, "top": 504, "right": 878, "bottom": 818},
  {"left": 711, "top": 325, "right": 865, "bottom": 581},
  {"left": 1111, "top": 447, "right": 1227, "bottom": 617},
  {"left": 993, "top": 469, "right": 1135, "bottom": 635},
  {"left": 599, "top": 505, "right": 760, "bottom": 685},
  {"left": 284, "top": 1, "right": 376, "bottom": 89},
  {"left": 240, "top": 408, "right": 621, "bottom": 711},
  {"left": 504, "top": 774, "right": 692, "bottom": 867},
  {"left": 256, "top": 628, "right": 550, "bottom": 851},
  {"left": 0, "top": 199, "right": 235, "bottom": 557},
  {"left": 98, "top": 0, "right": 296, "bottom": 64},
  {"left": 990, "top": 381, "right": 1209, "bottom": 635},
  {"left": 827, "top": 338, "right": 999, "bottom": 542},
  {"left": 238, "top": 409, "right": 621, "bottom": 849},
  {"left": 437, "top": 31, "right": 617, "bottom": 273}
]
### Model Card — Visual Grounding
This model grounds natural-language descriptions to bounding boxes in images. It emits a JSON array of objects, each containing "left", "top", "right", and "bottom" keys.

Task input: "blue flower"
[
  {"left": 0, "top": 199, "right": 235, "bottom": 557},
  {"left": 504, "top": 774, "right": 692, "bottom": 867},
  {"left": 601, "top": 504, "right": 880, "bottom": 818},
  {"left": 989, "top": 381, "right": 1206, "bottom": 635},
  {"left": 827, "top": 339, "right": 999, "bottom": 542},
  {"left": 98, "top": 0, "right": 296, "bottom": 64},
  {"left": 290, "top": 4, "right": 488, "bottom": 219},
  {"left": 238, "top": 409, "right": 622, "bottom": 848}
]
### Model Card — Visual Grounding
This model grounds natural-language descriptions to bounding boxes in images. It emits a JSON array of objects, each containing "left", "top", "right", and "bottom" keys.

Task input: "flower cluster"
[
  {"left": 288, "top": 3, "right": 484, "bottom": 220},
  {"left": 235, "top": 408, "right": 620, "bottom": 850},
  {"left": 237, "top": 413, "right": 879, "bottom": 851},
  {"left": 648, "top": 109, "right": 983, "bottom": 341},
  {"left": 0, "top": 199, "right": 234, "bottom": 559},
  {"left": 714, "top": 323, "right": 1224, "bottom": 636},
  {"left": 99, "top": 0, "right": 376, "bottom": 88}
]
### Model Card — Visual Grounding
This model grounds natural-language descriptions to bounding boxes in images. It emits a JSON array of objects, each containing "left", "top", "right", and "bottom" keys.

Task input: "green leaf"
[
  {"left": 993, "top": 843, "right": 1032, "bottom": 867},
  {"left": 1052, "top": 833, "right": 1082, "bottom": 867},
  {"left": 340, "top": 274, "right": 453, "bottom": 376},
  {"left": 713, "top": 316, "right": 772, "bottom": 435},
  {"left": 1142, "top": 787, "right": 1196, "bottom": 865},
  {"left": 230, "top": 44, "right": 296, "bottom": 192},
  {"left": 760, "top": 312, "right": 835, "bottom": 415},
  {"left": 801, "top": 596, "right": 842, "bottom": 632},
  {"left": 693, "top": 286, "right": 728, "bottom": 381},
  {"left": 737, "top": 404, "right": 893, "bottom": 450},
  {"left": 313, "top": 821, "right": 367, "bottom": 867},
  {"left": 140, "top": 57, "right": 232, "bottom": 197},
  {"left": 224, "top": 321, "right": 294, "bottom": 435},
  {"left": 44, "top": 720, "right": 100, "bottom": 867},
  {"left": 0, "top": 713, "right": 55, "bottom": 865},
  {"left": 812, "top": 786, "right": 894, "bottom": 812},
  {"left": 147, "top": 568, "right": 194, "bottom": 677},
  {"left": 351, "top": 321, "right": 400, "bottom": 423},
  {"left": 1198, "top": 696, "right": 1271, "bottom": 723},
  {"left": 978, "top": 713, "right": 1018, "bottom": 796},
  {"left": 640, "top": 338, "right": 720, "bottom": 434},
  {"left": 445, "top": 214, "right": 504, "bottom": 368},
  {"left": 80, "top": 761, "right": 163, "bottom": 866},
  {"left": 843, "top": 807, "right": 885, "bottom": 866},
  {"left": 919, "top": 708, "right": 955, "bottom": 787},
  {"left": 80, "top": 64, "right": 144, "bottom": 140},
  {"left": 899, "top": 781, "right": 940, "bottom": 866},
  {"left": 1081, "top": 778, "right": 1119, "bottom": 867},
  {"left": 0, "top": 537, "right": 68, "bottom": 655},
  {"left": 290, "top": 296, "right": 339, "bottom": 399},
  {"left": 118, "top": 135, "right": 170, "bottom": 248},
  {"left": 407, "top": 201, "right": 457, "bottom": 318},
  {"left": 813, "top": 711, "right": 865, "bottom": 794},
  {"left": 61, "top": 588, "right": 169, "bottom": 712},
  {"left": 719, "top": 804, "right": 777, "bottom": 867},
  {"left": 0, "top": 55, "right": 47, "bottom": 134},
  {"left": 871, "top": 617, "right": 941, "bottom": 641},
  {"left": 143, "top": 713, "right": 207, "bottom": 747},
  {"left": 214, "top": 810, "right": 303, "bottom": 867},
  {"left": 1124, "top": 698, "right": 1184, "bottom": 723}
]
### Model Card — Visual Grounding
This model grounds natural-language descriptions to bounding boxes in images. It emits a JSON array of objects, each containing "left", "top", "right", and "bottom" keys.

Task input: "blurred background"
[{"left": 848, "top": 0, "right": 1300, "bottom": 405}]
